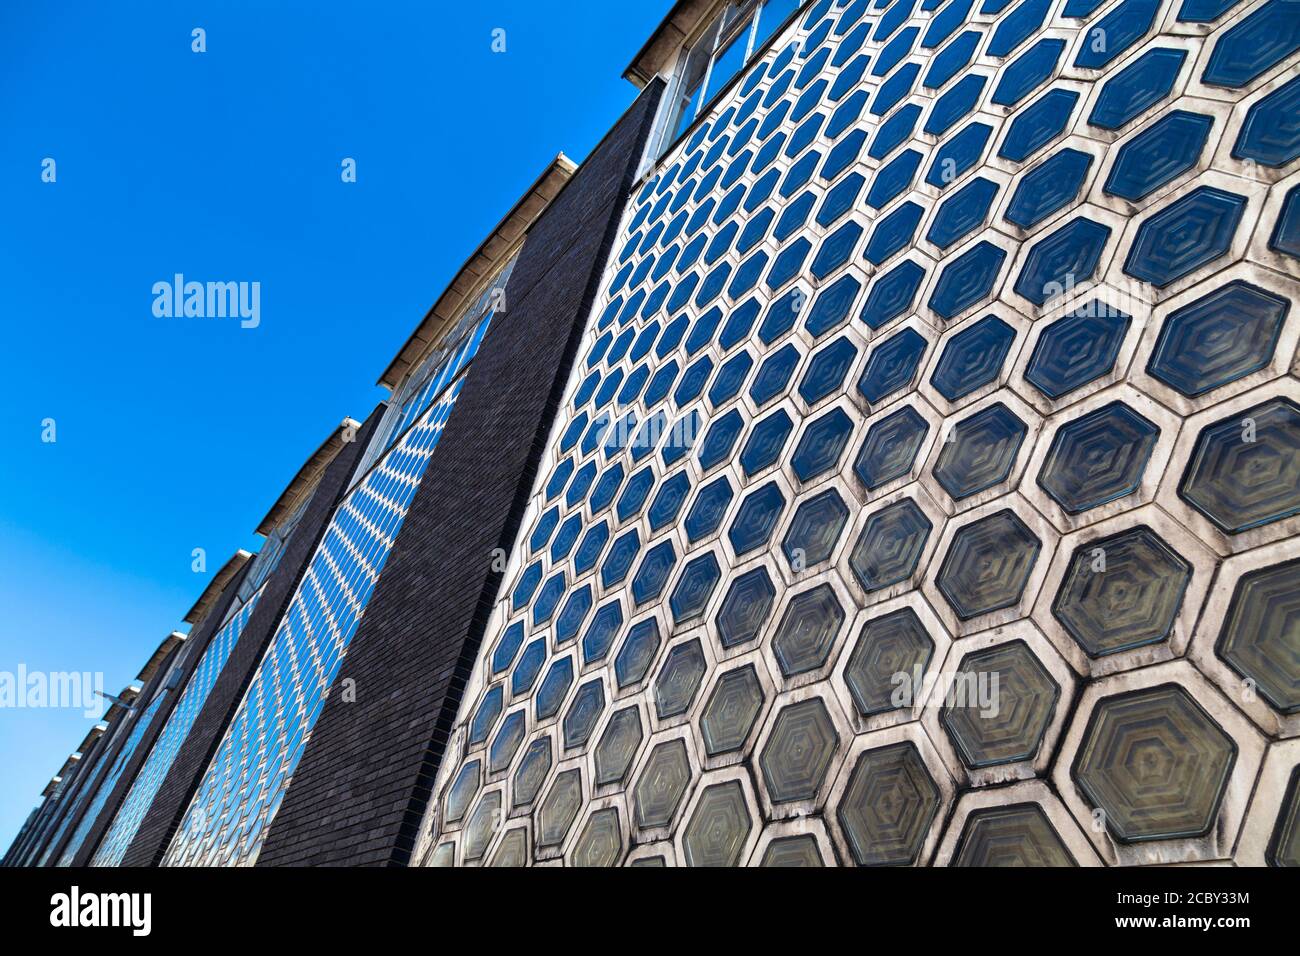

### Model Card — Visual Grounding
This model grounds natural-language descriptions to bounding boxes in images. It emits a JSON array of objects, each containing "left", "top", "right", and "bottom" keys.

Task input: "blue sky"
[{"left": 0, "top": 0, "right": 670, "bottom": 850}]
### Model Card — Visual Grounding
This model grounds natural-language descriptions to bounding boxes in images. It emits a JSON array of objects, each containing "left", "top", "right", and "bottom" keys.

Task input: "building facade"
[{"left": 7, "top": 0, "right": 1300, "bottom": 868}]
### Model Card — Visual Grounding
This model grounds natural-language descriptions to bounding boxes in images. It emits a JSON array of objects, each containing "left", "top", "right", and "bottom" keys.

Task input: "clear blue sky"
[{"left": 0, "top": 0, "right": 670, "bottom": 850}]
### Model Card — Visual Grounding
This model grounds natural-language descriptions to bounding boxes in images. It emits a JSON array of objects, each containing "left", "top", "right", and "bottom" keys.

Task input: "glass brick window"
[
  {"left": 664, "top": 0, "right": 803, "bottom": 149},
  {"left": 87, "top": 590, "right": 263, "bottom": 867}
]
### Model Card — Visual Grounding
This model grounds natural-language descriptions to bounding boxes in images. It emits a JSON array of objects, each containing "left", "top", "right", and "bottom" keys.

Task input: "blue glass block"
[
  {"left": 632, "top": 411, "right": 666, "bottom": 463},
  {"left": 742, "top": 409, "right": 795, "bottom": 476},
  {"left": 601, "top": 529, "right": 642, "bottom": 588},
  {"left": 744, "top": 169, "right": 781, "bottom": 214},
  {"left": 1024, "top": 302, "right": 1131, "bottom": 400},
  {"left": 685, "top": 477, "right": 734, "bottom": 543},
  {"left": 1037, "top": 402, "right": 1159, "bottom": 513},
  {"left": 831, "top": 52, "right": 873, "bottom": 101},
  {"left": 729, "top": 251, "right": 770, "bottom": 299},
  {"left": 1272, "top": 185, "right": 1300, "bottom": 259},
  {"left": 776, "top": 190, "right": 816, "bottom": 239},
  {"left": 696, "top": 261, "right": 734, "bottom": 309},
  {"left": 698, "top": 409, "right": 745, "bottom": 471},
  {"left": 875, "top": 0, "right": 918, "bottom": 41},
  {"left": 1005, "top": 149, "right": 1093, "bottom": 229},
  {"left": 574, "top": 521, "right": 610, "bottom": 574},
  {"left": 1089, "top": 48, "right": 1186, "bottom": 130},
  {"left": 871, "top": 62, "right": 921, "bottom": 117},
  {"left": 1074, "top": 0, "right": 1162, "bottom": 70},
  {"left": 671, "top": 553, "right": 722, "bottom": 623},
  {"left": 604, "top": 411, "right": 636, "bottom": 460},
  {"left": 555, "top": 586, "right": 593, "bottom": 645},
  {"left": 792, "top": 407, "right": 855, "bottom": 482},
  {"left": 492, "top": 621, "right": 525, "bottom": 675},
  {"left": 783, "top": 488, "right": 851, "bottom": 568},
  {"left": 560, "top": 413, "right": 588, "bottom": 454},
  {"left": 806, "top": 274, "right": 862, "bottom": 338},
  {"left": 617, "top": 468, "right": 656, "bottom": 524},
  {"left": 867, "top": 149, "right": 923, "bottom": 209},
  {"left": 594, "top": 369, "right": 624, "bottom": 409},
  {"left": 862, "top": 259, "right": 926, "bottom": 329},
  {"left": 828, "top": 89, "right": 870, "bottom": 138},
  {"left": 674, "top": 356, "right": 714, "bottom": 409},
  {"left": 677, "top": 235, "right": 707, "bottom": 274},
  {"left": 1179, "top": 397, "right": 1300, "bottom": 533},
  {"left": 513, "top": 562, "right": 543, "bottom": 611},
  {"left": 923, "top": 0, "right": 975, "bottom": 48},
  {"left": 932, "top": 315, "right": 1016, "bottom": 400},
  {"left": 730, "top": 482, "right": 788, "bottom": 556},
  {"left": 551, "top": 514, "right": 583, "bottom": 563},
  {"left": 925, "top": 74, "right": 985, "bottom": 136},
  {"left": 1124, "top": 186, "right": 1247, "bottom": 288},
  {"left": 928, "top": 177, "right": 1000, "bottom": 248},
  {"left": 1201, "top": 0, "right": 1300, "bottom": 88},
  {"left": 1014, "top": 218, "right": 1112, "bottom": 307},
  {"left": 787, "top": 113, "right": 826, "bottom": 159},
  {"left": 929, "top": 242, "right": 1006, "bottom": 321},
  {"left": 617, "top": 365, "right": 649, "bottom": 408},
  {"left": 797, "top": 48, "right": 833, "bottom": 90},
  {"left": 999, "top": 88, "right": 1079, "bottom": 162},
  {"left": 858, "top": 327, "right": 928, "bottom": 403},
  {"left": 811, "top": 222, "right": 864, "bottom": 278},
  {"left": 925, "top": 29, "right": 981, "bottom": 90},
  {"left": 766, "top": 237, "right": 813, "bottom": 290},
  {"left": 933, "top": 403, "right": 1028, "bottom": 500},
  {"left": 738, "top": 208, "right": 776, "bottom": 254},
  {"left": 822, "top": 129, "right": 868, "bottom": 181},
  {"left": 719, "top": 298, "right": 761, "bottom": 351},
  {"left": 614, "top": 617, "right": 659, "bottom": 687},
  {"left": 573, "top": 371, "right": 601, "bottom": 409},
  {"left": 752, "top": 344, "right": 802, "bottom": 407},
  {"left": 529, "top": 506, "right": 560, "bottom": 554},
  {"left": 589, "top": 464, "right": 625, "bottom": 515},
  {"left": 643, "top": 360, "right": 679, "bottom": 408},
  {"left": 869, "top": 104, "right": 923, "bottom": 159},
  {"left": 1105, "top": 111, "right": 1213, "bottom": 201},
  {"left": 1233, "top": 75, "right": 1300, "bottom": 168},
  {"left": 865, "top": 201, "right": 925, "bottom": 263},
  {"left": 1177, "top": 0, "right": 1241, "bottom": 21},
  {"left": 647, "top": 473, "right": 691, "bottom": 535},
  {"left": 535, "top": 658, "right": 573, "bottom": 721},
  {"left": 709, "top": 352, "right": 753, "bottom": 409},
  {"left": 759, "top": 102, "right": 793, "bottom": 144},
  {"left": 874, "top": 26, "right": 921, "bottom": 78},
  {"left": 992, "top": 38, "right": 1065, "bottom": 107},
  {"left": 854, "top": 405, "right": 930, "bottom": 489},
  {"left": 705, "top": 223, "right": 739, "bottom": 265},
  {"left": 488, "top": 710, "right": 525, "bottom": 772},
  {"left": 512, "top": 639, "right": 546, "bottom": 696},
  {"left": 925, "top": 122, "right": 993, "bottom": 188},
  {"left": 800, "top": 337, "right": 859, "bottom": 405},
  {"left": 657, "top": 314, "right": 688, "bottom": 357},
  {"left": 1148, "top": 281, "right": 1290, "bottom": 397},
  {"left": 988, "top": 0, "right": 1053, "bottom": 58},
  {"left": 632, "top": 540, "right": 677, "bottom": 606},
  {"left": 836, "top": 22, "right": 872, "bottom": 67}
]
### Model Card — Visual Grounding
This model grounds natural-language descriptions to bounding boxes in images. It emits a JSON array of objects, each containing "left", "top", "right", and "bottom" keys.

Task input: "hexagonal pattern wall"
[{"left": 420, "top": 0, "right": 1300, "bottom": 866}]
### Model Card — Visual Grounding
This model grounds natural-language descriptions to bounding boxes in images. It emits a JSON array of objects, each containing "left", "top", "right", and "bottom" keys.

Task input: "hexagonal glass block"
[
  {"left": 741, "top": 409, "right": 794, "bottom": 476},
  {"left": 845, "top": 608, "right": 936, "bottom": 717},
  {"left": 772, "top": 583, "right": 846, "bottom": 677},
  {"left": 633, "top": 739, "right": 691, "bottom": 829},
  {"left": 1053, "top": 526, "right": 1192, "bottom": 657},
  {"left": 760, "top": 834, "right": 824, "bottom": 867},
  {"left": 594, "top": 707, "right": 642, "bottom": 787},
  {"left": 857, "top": 327, "right": 927, "bottom": 405},
  {"left": 848, "top": 498, "right": 933, "bottom": 593},
  {"left": 685, "top": 478, "right": 734, "bottom": 543},
  {"left": 463, "top": 790, "right": 502, "bottom": 861},
  {"left": 1123, "top": 186, "right": 1247, "bottom": 289},
  {"left": 1023, "top": 301, "right": 1130, "bottom": 401},
  {"left": 601, "top": 529, "right": 642, "bottom": 589},
  {"left": 537, "top": 769, "right": 583, "bottom": 848},
  {"left": 799, "top": 336, "right": 859, "bottom": 404},
  {"left": 563, "top": 679, "right": 606, "bottom": 751},
  {"left": 937, "top": 510, "right": 1042, "bottom": 620},
  {"left": 649, "top": 472, "right": 692, "bottom": 531},
  {"left": 941, "top": 640, "right": 1060, "bottom": 768},
  {"left": 716, "top": 567, "right": 777, "bottom": 649},
  {"left": 1004, "top": 149, "right": 1092, "bottom": 230},
  {"left": 1073, "top": 684, "right": 1237, "bottom": 843},
  {"left": 1147, "top": 281, "right": 1289, "bottom": 398},
  {"left": 792, "top": 407, "right": 855, "bottom": 483},
  {"left": 1216, "top": 557, "right": 1300, "bottom": 714},
  {"left": 683, "top": 780, "right": 753, "bottom": 867},
  {"left": 837, "top": 742, "right": 940, "bottom": 866},
  {"left": 701, "top": 666, "right": 765, "bottom": 757},
  {"left": 1202, "top": 0, "right": 1300, "bottom": 88},
  {"left": 671, "top": 552, "right": 722, "bottom": 623},
  {"left": 554, "top": 586, "right": 592, "bottom": 646},
  {"left": 654, "top": 640, "right": 707, "bottom": 719},
  {"left": 1089, "top": 48, "right": 1185, "bottom": 130},
  {"left": 488, "top": 828, "right": 527, "bottom": 868},
  {"left": 632, "top": 540, "right": 678, "bottom": 607},
  {"left": 428, "top": 841, "right": 455, "bottom": 867},
  {"left": 512, "top": 736, "right": 553, "bottom": 808},
  {"left": 468, "top": 685, "right": 504, "bottom": 747},
  {"left": 759, "top": 698, "right": 840, "bottom": 804},
  {"left": 491, "top": 620, "right": 525, "bottom": 676},
  {"left": 931, "top": 315, "right": 1016, "bottom": 401},
  {"left": 1037, "top": 401, "right": 1159, "bottom": 514},
  {"left": 729, "top": 482, "right": 787, "bottom": 557},
  {"left": 571, "top": 807, "right": 622, "bottom": 867},
  {"left": 952, "top": 804, "right": 1076, "bottom": 866},
  {"left": 1179, "top": 398, "right": 1300, "bottom": 533},
  {"left": 783, "top": 488, "right": 850, "bottom": 569},
  {"left": 934, "top": 403, "right": 1028, "bottom": 501},
  {"left": 854, "top": 405, "right": 929, "bottom": 491},
  {"left": 583, "top": 601, "right": 624, "bottom": 666},
  {"left": 536, "top": 657, "right": 574, "bottom": 721},
  {"left": 511, "top": 639, "right": 546, "bottom": 698},
  {"left": 1013, "top": 217, "right": 1111, "bottom": 307},
  {"left": 443, "top": 759, "right": 481, "bottom": 827},
  {"left": 1105, "top": 110, "right": 1213, "bottom": 202},
  {"left": 1268, "top": 766, "right": 1300, "bottom": 867},
  {"left": 489, "top": 710, "right": 527, "bottom": 774}
]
